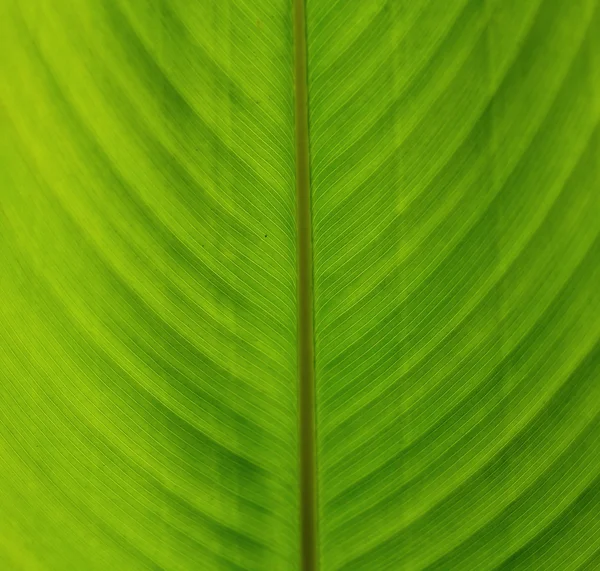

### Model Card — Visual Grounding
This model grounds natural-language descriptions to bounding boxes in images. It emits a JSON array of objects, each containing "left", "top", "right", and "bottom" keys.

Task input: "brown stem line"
[{"left": 293, "top": 0, "right": 318, "bottom": 568}]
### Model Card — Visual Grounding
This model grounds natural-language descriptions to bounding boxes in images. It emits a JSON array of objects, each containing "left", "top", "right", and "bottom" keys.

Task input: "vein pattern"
[
  {"left": 0, "top": 1, "right": 299, "bottom": 569},
  {"left": 306, "top": 0, "right": 600, "bottom": 568}
]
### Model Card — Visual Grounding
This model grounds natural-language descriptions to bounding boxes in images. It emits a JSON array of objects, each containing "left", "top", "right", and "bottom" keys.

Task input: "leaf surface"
[
  {"left": 307, "top": 0, "right": 600, "bottom": 569},
  {"left": 1, "top": 1, "right": 599, "bottom": 570},
  {"left": 0, "top": 1, "right": 298, "bottom": 569}
]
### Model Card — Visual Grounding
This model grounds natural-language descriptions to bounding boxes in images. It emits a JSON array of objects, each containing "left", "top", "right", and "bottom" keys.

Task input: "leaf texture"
[
  {"left": 1, "top": 0, "right": 599, "bottom": 570},
  {"left": 0, "top": 1, "right": 298, "bottom": 569},
  {"left": 307, "top": 0, "right": 600, "bottom": 569}
]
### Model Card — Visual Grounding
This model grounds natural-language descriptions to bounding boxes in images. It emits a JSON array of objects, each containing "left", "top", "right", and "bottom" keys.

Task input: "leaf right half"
[{"left": 307, "top": 1, "right": 600, "bottom": 569}]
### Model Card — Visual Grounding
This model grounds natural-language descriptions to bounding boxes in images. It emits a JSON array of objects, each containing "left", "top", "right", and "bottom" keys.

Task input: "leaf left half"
[{"left": 0, "top": 1, "right": 298, "bottom": 569}]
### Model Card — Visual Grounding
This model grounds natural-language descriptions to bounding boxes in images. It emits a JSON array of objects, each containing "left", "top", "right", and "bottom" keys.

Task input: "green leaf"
[
  {"left": 1, "top": 1, "right": 298, "bottom": 569},
  {"left": 309, "top": 1, "right": 600, "bottom": 569},
  {"left": 1, "top": 1, "right": 599, "bottom": 570}
]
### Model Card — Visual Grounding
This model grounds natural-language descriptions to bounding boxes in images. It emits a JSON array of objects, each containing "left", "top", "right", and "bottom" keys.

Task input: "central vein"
[{"left": 293, "top": 0, "right": 318, "bottom": 569}]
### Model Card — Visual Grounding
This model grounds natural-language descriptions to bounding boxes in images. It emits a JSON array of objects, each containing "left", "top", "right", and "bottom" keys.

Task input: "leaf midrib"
[{"left": 294, "top": 0, "right": 318, "bottom": 569}]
